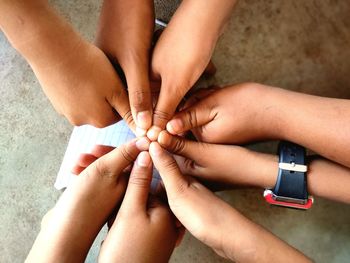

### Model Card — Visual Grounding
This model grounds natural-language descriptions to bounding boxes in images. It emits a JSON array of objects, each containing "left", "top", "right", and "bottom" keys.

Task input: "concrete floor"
[{"left": 1, "top": 0, "right": 350, "bottom": 262}]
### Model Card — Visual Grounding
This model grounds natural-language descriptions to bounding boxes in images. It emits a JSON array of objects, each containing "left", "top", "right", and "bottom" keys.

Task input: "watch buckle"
[{"left": 263, "top": 190, "right": 314, "bottom": 210}]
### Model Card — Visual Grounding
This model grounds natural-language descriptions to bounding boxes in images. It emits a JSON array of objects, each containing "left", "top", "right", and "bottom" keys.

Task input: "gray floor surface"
[{"left": 1, "top": 0, "right": 350, "bottom": 262}]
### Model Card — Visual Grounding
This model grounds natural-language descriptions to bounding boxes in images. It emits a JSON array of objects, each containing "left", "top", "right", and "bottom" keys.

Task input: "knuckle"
[
  {"left": 172, "top": 137, "right": 186, "bottom": 154},
  {"left": 111, "top": 87, "right": 124, "bottom": 102},
  {"left": 68, "top": 116, "right": 84, "bottom": 127},
  {"left": 128, "top": 173, "right": 151, "bottom": 187},
  {"left": 91, "top": 160, "right": 113, "bottom": 178},
  {"left": 122, "top": 110, "right": 134, "bottom": 126},
  {"left": 92, "top": 119, "right": 109, "bottom": 129},
  {"left": 183, "top": 158, "right": 196, "bottom": 172},
  {"left": 130, "top": 90, "right": 151, "bottom": 110},
  {"left": 186, "top": 109, "right": 198, "bottom": 128},
  {"left": 119, "top": 145, "right": 135, "bottom": 163},
  {"left": 153, "top": 109, "right": 171, "bottom": 122},
  {"left": 168, "top": 179, "right": 191, "bottom": 205}
]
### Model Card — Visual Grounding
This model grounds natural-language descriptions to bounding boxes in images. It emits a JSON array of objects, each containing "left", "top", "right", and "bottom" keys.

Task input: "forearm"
[
  {"left": 0, "top": 0, "right": 85, "bottom": 69},
  {"left": 179, "top": 0, "right": 236, "bottom": 39},
  {"left": 170, "top": 0, "right": 236, "bottom": 58},
  {"left": 230, "top": 147, "right": 350, "bottom": 204},
  {"left": 264, "top": 86, "right": 350, "bottom": 168},
  {"left": 96, "top": 0, "right": 154, "bottom": 59},
  {"left": 221, "top": 206, "right": 310, "bottom": 262}
]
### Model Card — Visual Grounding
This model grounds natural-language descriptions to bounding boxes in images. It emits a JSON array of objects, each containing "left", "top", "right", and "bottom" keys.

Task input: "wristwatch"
[{"left": 264, "top": 141, "right": 314, "bottom": 209}]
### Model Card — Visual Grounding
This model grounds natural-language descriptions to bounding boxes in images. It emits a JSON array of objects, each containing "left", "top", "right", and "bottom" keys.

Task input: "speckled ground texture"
[{"left": 1, "top": 0, "right": 350, "bottom": 262}]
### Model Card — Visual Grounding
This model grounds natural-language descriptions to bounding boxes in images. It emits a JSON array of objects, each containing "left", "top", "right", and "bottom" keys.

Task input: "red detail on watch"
[{"left": 264, "top": 190, "right": 314, "bottom": 210}]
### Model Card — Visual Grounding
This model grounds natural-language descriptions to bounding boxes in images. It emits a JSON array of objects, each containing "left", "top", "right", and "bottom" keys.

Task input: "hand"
[
  {"left": 166, "top": 83, "right": 280, "bottom": 144},
  {"left": 147, "top": 0, "right": 236, "bottom": 140},
  {"left": 158, "top": 131, "right": 278, "bottom": 190},
  {"left": 71, "top": 137, "right": 150, "bottom": 175},
  {"left": 99, "top": 151, "right": 183, "bottom": 263},
  {"left": 26, "top": 140, "right": 142, "bottom": 263},
  {"left": 148, "top": 141, "right": 240, "bottom": 260},
  {"left": 149, "top": 142, "right": 311, "bottom": 262},
  {"left": 0, "top": 2, "right": 135, "bottom": 129},
  {"left": 96, "top": 0, "right": 155, "bottom": 135}
]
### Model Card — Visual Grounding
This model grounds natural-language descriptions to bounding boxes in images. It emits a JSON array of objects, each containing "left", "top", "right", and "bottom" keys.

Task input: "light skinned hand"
[
  {"left": 0, "top": 1, "right": 136, "bottom": 129},
  {"left": 158, "top": 131, "right": 278, "bottom": 190},
  {"left": 99, "top": 151, "right": 183, "bottom": 263},
  {"left": 166, "top": 83, "right": 276, "bottom": 144},
  {"left": 149, "top": 142, "right": 311, "bottom": 262},
  {"left": 71, "top": 137, "right": 150, "bottom": 175},
  {"left": 26, "top": 140, "right": 142, "bottom": 263},
  {"left": 96, "top": 0, "right": 155, "bottom": 135},
  {"left": 147, "top": 0, "right": 236, "bottom": 140}
]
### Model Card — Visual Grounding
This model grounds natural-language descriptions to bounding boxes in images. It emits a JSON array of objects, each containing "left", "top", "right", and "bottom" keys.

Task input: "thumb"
[
  {"left": 108, "top": 84, "right": 137, "bottom": 132},
  {"left": 149, "top": 142, "right": 191, "bottom": 201},
  {"left": 124, "top": 65, "right": 153, "bottom": 135},
  {"left": 147, "top": 81, "right": 185, "bottom": 140},
  {"left": 158, "top": 131, "right": 211, "bottom": 167},
  {"left": 166, "top": 96, "right": 216, "bottom": 135},
  {"left": 120, "top": 151, "right": 152, "bottom": 214}
]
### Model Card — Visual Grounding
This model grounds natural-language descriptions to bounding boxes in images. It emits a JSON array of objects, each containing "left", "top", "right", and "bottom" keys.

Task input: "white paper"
[{"left": 55, "top": 120, "right": 161, "bottom": 192}]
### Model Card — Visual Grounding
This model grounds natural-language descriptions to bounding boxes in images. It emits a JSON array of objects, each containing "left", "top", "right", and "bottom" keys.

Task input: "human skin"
[
  {"left": 166, "top": 83, "right": 350, "bottom": 168},
  {"left": 147, "top": 0, "right": 237, "bottom": 140},
  {"left": 26, "top": 139, "right": 180, "bottom": 263},
  {"left": 25, "top": 140, "right": 143, "bottom": 263},
  {"left": 158, "top": 131, "right": 350, "bottom": 204},
  {"left": 0, "top": 0, "right": 134, "bottom": 129},
  {"left": 99, "top": 151, "right": 181, "bottom": 263},
  {"left": 96, "top": 0, "right": 154, "bottom": 135},
  {"left": 149, "top": 142, "right": 312, "bottom": 263}
]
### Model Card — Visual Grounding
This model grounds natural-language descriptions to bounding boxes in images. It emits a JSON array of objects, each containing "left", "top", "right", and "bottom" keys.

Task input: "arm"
[
  {"left": 0, "top": 0, "right": 134, "bottom": 129},
  {"left": 99, "top": 151, "right": 181, "bottom": 263},
  {"left": 96, "top": 0, "right": 154, "bottom": 135},
  {"left": 26, "top": 140, "right": 142, "bottom": 262},
  {"left": 158, "top": 131, "right": 350, "bottom": 204},
  {"left": 149, "top": 142, "right": 311, "bottom": 263},
  {"left": 147, "top": 0, "right": 237, "bottom": 140},
  {"left": 166, "top": 83, "right": 350, "bottom": 168}
]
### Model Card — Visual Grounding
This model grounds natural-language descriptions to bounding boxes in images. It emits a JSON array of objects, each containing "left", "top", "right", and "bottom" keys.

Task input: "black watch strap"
[{"left": 273, "top": 141, "right": 308, "bottom": 202}]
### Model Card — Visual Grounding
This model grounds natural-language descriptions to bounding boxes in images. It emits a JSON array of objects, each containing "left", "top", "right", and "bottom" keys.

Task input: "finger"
[
  {"left": 147, "top": 82, "right": 185, "bottom": 140},
  {"left": 85, "top": 139, "right": 140, "bottom": 179},
  {"left": 202, "top": 60, "right": 217, "bottom": 76},
  {"left": 135, "top": 136, "right": 151, "bottom": 151},
  {"left": 166, "top": 98, "right": 216, "bottom": 135},
  {"left": 71, "top": 146, "right": 115, "bottom": 175},
  {"left": 181, "top": 86, "right": 219, "bottom": 111},
  {"left": 108, "top": 84, "right": 137, "bottom": 133},
  {"left": 149, "top": 142, "right": 190, "bottom": 200},
  {"left": 71, "top": 153, "right": 98, "bottom": 175},
  {"left": 125, "top": 66, "right": 153, "bottom": 135},
  {"left": 76, "top": 153, "right": 97, "bottom": 168},
  {"left": 158, "top": 131, "right": 202, "bottom": 161},
  {"left": 121, "top": 151, "right": 152, "bottom": 213},
  {"left": 71, "top": 165, "right": 85, "bottom": 175},
  {"left": 91, "top": 145, "right": 115, "bottom": 158}
]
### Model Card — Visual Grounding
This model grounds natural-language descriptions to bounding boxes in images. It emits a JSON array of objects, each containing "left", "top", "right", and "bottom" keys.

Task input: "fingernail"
[
  {"left": 147, "top": 126, "right": 162, "bottom": 141},
  {"left": 136, "top": 137, "right": 150, "bottom": 150},
  {"left": 136, "top": 127, "right": 147, "bottom": 137},
  {"left": 150, "top": 142, "right": 162, "bottom": 157},
  {"left": 137, "top": 111, "right": 152, "bottom": 129},
  {"left": 137, "top": 151, "right": 151, "bottom": 167},
  {"left": 157, "top": 130, "right": 169, "bottom": 146},
  {"left": 167, "top": 119, "right": 182, "bottom": 134}
]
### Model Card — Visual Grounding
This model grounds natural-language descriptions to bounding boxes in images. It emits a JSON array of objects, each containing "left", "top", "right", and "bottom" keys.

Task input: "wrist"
[
  {"left": 225, "top": 146, "right": 278, "bottom": 189},
  {"left": 254, "top": 84, "right": 289, "bottom": 140},
  {"left": 1, "top": 1, "right": 85, "bottom": 66}
]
